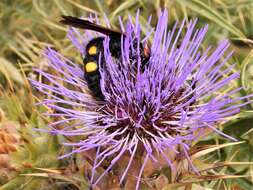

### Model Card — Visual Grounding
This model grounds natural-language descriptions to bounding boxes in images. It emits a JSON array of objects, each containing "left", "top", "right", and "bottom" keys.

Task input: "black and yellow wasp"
[{"left": 60, "top": 16, "right": 150, "bottom": 100}]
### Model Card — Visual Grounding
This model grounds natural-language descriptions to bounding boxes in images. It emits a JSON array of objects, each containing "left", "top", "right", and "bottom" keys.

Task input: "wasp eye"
[
  {"left": 85, "top": 61, "right": 98, "bottom": 73},
  {"left": 88, "top": 45, "right": 97, "bottom": 55}
]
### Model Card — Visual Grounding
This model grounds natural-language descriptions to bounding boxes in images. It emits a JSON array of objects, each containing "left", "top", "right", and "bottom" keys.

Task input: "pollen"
[
  {"left": 85, "top": 61, "right": 98, "bottom": 73},
  {"left": 88, "top": 45, "right": 97, "bottom": 55}
]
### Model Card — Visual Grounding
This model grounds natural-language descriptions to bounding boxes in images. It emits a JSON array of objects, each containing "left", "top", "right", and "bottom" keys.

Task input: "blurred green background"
[{"left": 0, "top": 0, "right": 253, "bottom": 189}]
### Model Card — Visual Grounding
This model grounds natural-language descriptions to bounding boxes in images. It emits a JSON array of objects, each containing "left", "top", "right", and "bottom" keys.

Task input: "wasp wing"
[{"left": 60, "top": 16, "right": 125, "bottom": 37}]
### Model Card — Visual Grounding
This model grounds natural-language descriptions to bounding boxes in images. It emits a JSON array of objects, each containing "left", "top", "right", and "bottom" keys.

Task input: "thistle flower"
[{"left": 31, "top": 11, "right": 252, "bottom": 189}]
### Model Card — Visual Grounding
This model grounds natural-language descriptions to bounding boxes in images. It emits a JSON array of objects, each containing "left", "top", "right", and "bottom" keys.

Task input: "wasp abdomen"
[{"left": 83, "top": 39, "right": 105, "bottom": 100}]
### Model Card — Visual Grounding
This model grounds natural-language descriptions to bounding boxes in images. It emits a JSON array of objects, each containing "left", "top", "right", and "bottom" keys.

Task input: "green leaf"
[
  {"left": 0, "top": 57, "right": 25, "bottom": 85},
  {"left": 109, "top": 0, "right": 139, "bottom": 20},
  {"left": 176, "top": 0, "right": 247, "bottom": 39},
  {"left": 240, "top": 49, "right": 253, "bottom": 92},
  {"left": 0, "top": 177, "right": 26, "bottom": 190}
]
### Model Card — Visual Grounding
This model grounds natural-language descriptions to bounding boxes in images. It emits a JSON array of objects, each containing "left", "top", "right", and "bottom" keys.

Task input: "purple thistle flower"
[{"left": 31, "top": 10, "right": 252, "bottom": 189}]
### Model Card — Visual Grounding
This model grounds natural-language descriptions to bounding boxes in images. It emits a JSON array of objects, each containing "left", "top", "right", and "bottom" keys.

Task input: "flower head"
[{"left": 31, "top": 10, "right": 252, "bottom": 189}]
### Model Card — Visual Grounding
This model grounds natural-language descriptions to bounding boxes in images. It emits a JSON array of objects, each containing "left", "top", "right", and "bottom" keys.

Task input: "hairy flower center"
[{"left": 100, "top": 68, "right": 196, "bottom": 140}]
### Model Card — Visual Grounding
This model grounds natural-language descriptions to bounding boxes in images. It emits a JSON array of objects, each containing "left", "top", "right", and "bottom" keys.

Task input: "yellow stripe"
[
  {"left": 85, "top": 61, "right": 98, "bottom": 72},
  {"left": 88, "top": 46, "right": 97, "bottom": 55}
]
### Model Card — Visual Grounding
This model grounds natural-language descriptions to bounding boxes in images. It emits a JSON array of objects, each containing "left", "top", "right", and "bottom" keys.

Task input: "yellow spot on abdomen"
[
  {"left": 88, "top": 46, "right": 97, "bottom": 55},
  {"left": 85, "top": 61, "right": 98, "bottom": 73}
]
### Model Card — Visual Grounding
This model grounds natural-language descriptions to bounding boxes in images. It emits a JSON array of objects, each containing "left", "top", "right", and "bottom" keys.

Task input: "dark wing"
[{"left": 60, "top": 15, "right": 125, "bottom": 37}]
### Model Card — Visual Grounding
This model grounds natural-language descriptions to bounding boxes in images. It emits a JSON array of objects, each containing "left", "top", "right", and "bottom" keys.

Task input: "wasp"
[{"left": 60, "top": 16, "right": 150, "bottom": 100}]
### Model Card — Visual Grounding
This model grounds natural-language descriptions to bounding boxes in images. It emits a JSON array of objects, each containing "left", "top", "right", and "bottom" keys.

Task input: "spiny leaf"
[
  {"left": 191, "top": 141, "right": 245, "bottom": 159},
  {"left": 199, "top": 161, "right": 253, "bottom": 172},
  {"left": 163, "top": 175, "right": 251, "bottom": 189},
  {"left": 34, "top": 167, "right": 61, "bottom": 174},
  {"left": 20, "top": 172, "right": 87, "bottom": 189},
  {"left": 240, "top": 49, "right": 253, "bottom": 92}
]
